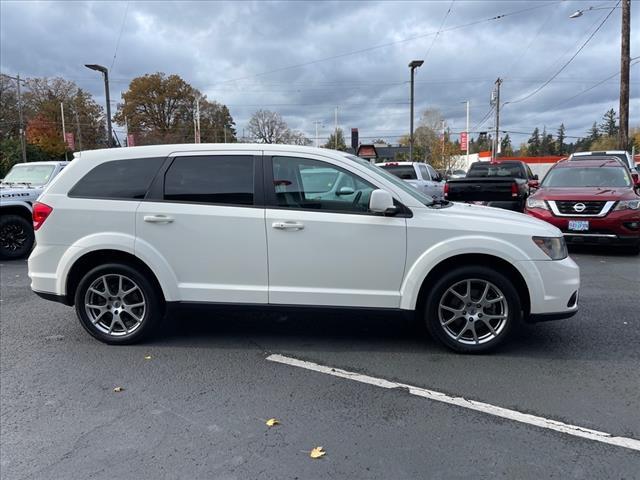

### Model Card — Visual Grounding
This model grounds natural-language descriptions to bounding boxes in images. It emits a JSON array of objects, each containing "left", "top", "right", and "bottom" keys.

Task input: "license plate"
[{"left": 568, "top": 220, "right": 589, "bottom": 231}]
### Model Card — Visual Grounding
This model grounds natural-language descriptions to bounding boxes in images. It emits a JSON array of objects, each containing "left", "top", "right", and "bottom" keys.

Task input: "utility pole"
[
  {"left": 334, "top": 106, "right": 338, "bottom": 150},
  {"left": 74, "top": 108, "right": 83, "bottom": 152},
  {"left": 194, "top": 98, "right": 201, "bottom": 143},
  {"left": 313, "top": 121, "right": 323, "bottom": 147},
  {"left": 492, "top": 78, "right": 502, "bottom": 161},
  {"left": 619, "top": 0, "right": 630, "bottom": 149},
  {"left": 465, "top": 100, "right": 470, "bottom": 165},
  {"left": 60, "top": 103, "right": 68, "bottom": 161},
  {"left": 84, "top": 64, "right": 113, "bottom": 147}
]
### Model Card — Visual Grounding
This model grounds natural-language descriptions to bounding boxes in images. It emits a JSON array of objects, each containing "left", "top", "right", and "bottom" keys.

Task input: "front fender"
[{"left": 399, "top": 235, "right": 534, "bottom": 310}]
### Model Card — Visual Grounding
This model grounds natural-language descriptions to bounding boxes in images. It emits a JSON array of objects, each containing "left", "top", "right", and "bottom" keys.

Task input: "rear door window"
[
  {"left": 69, "top": 158, "right": 164, "bottom": 199},
  {"left": 164, "top": 155, "right": 255, "bottom": 205},
  {"left": 418, "top": 164, "right": 430, "bottom": 180}
]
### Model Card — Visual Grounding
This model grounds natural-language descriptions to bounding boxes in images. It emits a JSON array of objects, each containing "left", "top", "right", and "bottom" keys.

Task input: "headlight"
[
  {"left": 532, "top": 236, "right": 568, "bottom": 260},
  {"left": 613, "top": 200, "right": 640, "bottom": 211},
  {"left": 526, "top": 198, "right": 548, "bottom": 210}
]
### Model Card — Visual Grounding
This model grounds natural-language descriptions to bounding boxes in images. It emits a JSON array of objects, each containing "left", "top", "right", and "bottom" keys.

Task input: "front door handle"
[
  {"left": 144, "top": 215, "right": 174, "bottom": 224},
  {"left": 272, "top": 221, "right": 304, "bottom": 230}
]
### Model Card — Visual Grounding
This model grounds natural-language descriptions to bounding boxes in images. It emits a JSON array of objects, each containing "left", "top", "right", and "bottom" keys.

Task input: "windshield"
[
  {"left": 542, "top": 167, "right": 631, "bottom": 188},
  {"left": 468, "top": 163, "right": 524, "bottom": 178},
  {"left": 2, "top": 164, "right": 55, "bottom": 185},
  {"left": 379, "top": 164, "right": 417, "bottom": 180},
  {"left": 343, "top": 155, "right": 434, "bottom": 205}
]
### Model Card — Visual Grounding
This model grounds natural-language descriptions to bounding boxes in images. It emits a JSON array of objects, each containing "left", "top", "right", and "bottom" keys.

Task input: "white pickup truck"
[
  {"left": 378, "top": 161, "right": 444, "bottom": 200},
  {"left": 0, "top": 161, "right": 68, "bottom": 259}
]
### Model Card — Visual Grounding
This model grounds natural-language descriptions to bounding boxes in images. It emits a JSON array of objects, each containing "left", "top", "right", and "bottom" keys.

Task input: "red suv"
[{"left": 525, "top": 159, "right": 640, "bottom": 253}]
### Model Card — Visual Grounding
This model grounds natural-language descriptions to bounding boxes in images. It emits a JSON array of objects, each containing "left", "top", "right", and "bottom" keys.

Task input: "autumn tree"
[
  {"left": 24, "top": 77, "right": 106, "bottom": 150},
  {"left": 323, "top": 128, "right": 347, "bottom": 151},
  {"left": 26, "top": 113, "right": 66, "bottom": 157}
]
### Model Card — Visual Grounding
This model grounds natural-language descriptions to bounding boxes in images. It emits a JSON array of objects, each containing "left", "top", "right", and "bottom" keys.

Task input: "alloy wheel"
[
  {"left": 84, "top": 274, "right": 146, "bottom": 336},
  {"left": 437, "top": 278, "right": 509, "bottom": 345},
  {"left": 0, "top": 222, "right": 28, "bottom": 252}
]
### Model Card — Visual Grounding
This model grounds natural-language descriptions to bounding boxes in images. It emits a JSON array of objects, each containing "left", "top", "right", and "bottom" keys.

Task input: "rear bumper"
[{"left": 33, "top": 290, "right": 72, "bottom": 306}]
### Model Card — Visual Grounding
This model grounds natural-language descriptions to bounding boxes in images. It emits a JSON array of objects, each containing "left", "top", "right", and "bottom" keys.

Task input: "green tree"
[
  {"left": 199, "top": 100, "right": 236, "bottom": 143},
  {"left": 323, "top": 128, "right": 347, "bottom": 151},
  {"left": 0, "top": 74, "right": 20, "bottom": 140},
  {"left": 599, "top": 109, "right": 618, "bottom": 137},
  {"left": 0, "top": 138, "right": 50, "bottom": 177},
  {"left": 540, "top": 127, "right": 555, "bottom": 155},
  {"left": 556, "top": 124, "right": 566, "bottom": 155},
  {"left": 500, "top": 133, "right": 513, "bottom": 156},
  {"left": 527, "top": 128, "right": 541, "bottom": 156}
]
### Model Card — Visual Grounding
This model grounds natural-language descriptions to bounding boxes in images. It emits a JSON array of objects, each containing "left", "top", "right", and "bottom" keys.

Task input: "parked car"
[
  {"left": 525, "top": 159, "right": 640, "bottom": 253},
  {"left": 378, "top": 161, "right": 444, "bottom": 199},
  {"left": 0, "top": 161, "right": 68, "bottom": 259},
  {"left": 29, "top": 144, "right": 579, "bottom": 353},
  {"left": 444, "top": 160, "right": 539, "bottom": 211},
  {"left": 568, "top": 150, "right": 637, "bottom": 173}
]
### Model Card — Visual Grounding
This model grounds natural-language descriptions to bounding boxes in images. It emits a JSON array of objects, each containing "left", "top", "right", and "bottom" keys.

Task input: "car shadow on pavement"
[
  {"left": 568, "top": 244, "right": 639, "bottom": 257},
  {"left": 150, "top": 307, "right": 573, "bottom": 359}
]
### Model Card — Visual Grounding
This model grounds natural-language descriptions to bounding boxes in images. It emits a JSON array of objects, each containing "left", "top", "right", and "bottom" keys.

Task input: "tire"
[
  {"left": 74, "top": 263, "right": 164, "bottom": 345},
  {"left": 0, "top": 214, "right": 35, "bottom": 260},
  {"left": 424, "top": 265, "right": 522, "bottom": 353}
]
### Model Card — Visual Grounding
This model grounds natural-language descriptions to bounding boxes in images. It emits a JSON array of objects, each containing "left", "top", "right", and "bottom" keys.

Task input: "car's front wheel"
[
  {"left": 424, "top": 266, "right": 521, "bottom": 353},
  {"left": 0, "top": 214, "right": 34, "bottom": 259},
  {"left": 74, "top": 263, "right": 163, "bottom": 344}
]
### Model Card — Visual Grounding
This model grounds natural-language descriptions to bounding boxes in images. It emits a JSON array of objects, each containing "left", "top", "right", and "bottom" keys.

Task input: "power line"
[
  {"left": 110, "top": 1, "right": 130, "bottom": 72},
  {"left": 423, "top": 0, "right": 455, "bottom": 63},
  {"left": 210, "top": 1, "right": 562, "bottom": 85},
  {"left": 505, "top": 0, "right": 620, "bottom": 105}
]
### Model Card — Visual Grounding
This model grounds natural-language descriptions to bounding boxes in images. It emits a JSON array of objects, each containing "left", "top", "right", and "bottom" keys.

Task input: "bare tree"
[
  {"left": 283, "top": 130, "right": 312, "bottom": 146},
  {"left": 247, "top": 109, "right": 289, "bottom": 143}
]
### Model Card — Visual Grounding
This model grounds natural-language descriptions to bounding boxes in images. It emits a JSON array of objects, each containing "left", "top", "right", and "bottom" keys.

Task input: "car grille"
[{"left": 555, "top": 201, "right": 607, "bottom": 215}]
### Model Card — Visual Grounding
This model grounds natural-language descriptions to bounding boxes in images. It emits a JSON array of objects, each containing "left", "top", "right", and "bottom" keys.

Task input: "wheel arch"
[
  {"left": 65, "top": 250, "right": 166, "bottom": 308},
  {"left": 1, "top": 204, "right": 33, "bottom": 222},
  {"left": 413, "top": 253, "right": 531, "bottom": 318}
]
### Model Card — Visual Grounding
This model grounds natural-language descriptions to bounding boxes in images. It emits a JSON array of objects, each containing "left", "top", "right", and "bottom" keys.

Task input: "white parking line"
[{"left": 266, "top": 353, "right": 640, "bottom": 453}]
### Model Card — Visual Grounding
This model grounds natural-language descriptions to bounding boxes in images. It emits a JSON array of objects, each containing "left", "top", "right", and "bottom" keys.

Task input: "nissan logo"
[{"left": 573, "top": 203, "right": 587, "bottom": 213}]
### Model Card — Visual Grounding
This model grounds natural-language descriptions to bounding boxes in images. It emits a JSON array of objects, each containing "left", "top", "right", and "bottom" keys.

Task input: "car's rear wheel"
[
  {"left": 0, "top": 214, "right": 34, "bottom": 259},
  {"left": 424, "top": 266, "right": 521, "bottom": 353},
  {"left": 74, "top": 263, "right": 163, "bottom": 344}
]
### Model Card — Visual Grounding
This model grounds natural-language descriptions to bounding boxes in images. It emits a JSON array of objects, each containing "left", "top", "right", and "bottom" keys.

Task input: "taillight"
[
  {"left": 511, "top": 182, "right": 518, "bottom": 197},
  {"left": 443, "top": 182, "right": 449, "bottom": 198},
  {"left": 33, "top": 202, "right": 53, "bottom": 230}
]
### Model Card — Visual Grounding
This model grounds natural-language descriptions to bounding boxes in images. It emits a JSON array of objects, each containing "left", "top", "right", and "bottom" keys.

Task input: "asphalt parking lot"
[{"left": 1, "top": 248, "right": 639, "bottom": 479}]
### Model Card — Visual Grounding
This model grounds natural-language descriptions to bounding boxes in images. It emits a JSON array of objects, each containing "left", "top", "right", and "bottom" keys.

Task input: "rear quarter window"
[{"left": 69, "top": 158, "right": 165, "bottom": 199}]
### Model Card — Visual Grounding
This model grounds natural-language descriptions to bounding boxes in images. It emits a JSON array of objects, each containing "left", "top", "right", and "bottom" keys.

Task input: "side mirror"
[
  {"left": 528, "top": 179, "right": 540, "bottom": 189},
  {"left": 369, "top": 189, "right": 396, "bottom": 214},
  {"left": 632, "top": 172, "right": 640, "bottom": 187},
  {"left": 336, "top": 186, "right": 355, "bottom": 196},
  {"left": 533, "top": 174, "right": 539, "bottom": 180}
]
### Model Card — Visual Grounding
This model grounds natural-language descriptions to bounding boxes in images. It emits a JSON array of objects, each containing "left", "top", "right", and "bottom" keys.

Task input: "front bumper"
[
  {"left": 526, "top": 208, "right": 640, "bottom": 247},
  {"left": 517, "top": 256, "right": 580, "bottom": 319}
]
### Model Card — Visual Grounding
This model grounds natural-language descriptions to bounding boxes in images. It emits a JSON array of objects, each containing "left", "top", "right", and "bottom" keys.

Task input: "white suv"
[{"left": 28, "top": 144, "right": 580, "bottom": 353}]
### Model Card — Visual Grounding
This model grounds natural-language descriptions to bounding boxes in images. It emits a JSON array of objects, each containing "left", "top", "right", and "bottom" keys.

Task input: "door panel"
[
  {"left": 265, "top": 154, "right": 407, "bottom": 308},
  {"left": 135, "top": 153, "right": 268, "bottom": 303}
]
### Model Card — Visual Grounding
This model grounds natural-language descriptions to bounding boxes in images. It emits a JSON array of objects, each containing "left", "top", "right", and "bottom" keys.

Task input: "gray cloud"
[{"left": 1, "top": 0, "right": 637, "bottom": 146}]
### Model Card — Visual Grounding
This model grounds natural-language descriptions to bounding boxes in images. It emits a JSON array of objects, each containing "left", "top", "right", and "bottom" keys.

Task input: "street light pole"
[
  {"left": 84, "top": 64, "right": 113, "bottom": 147},
  {"left": 408, "top": 60, "right": 424, "bottom": 162}
]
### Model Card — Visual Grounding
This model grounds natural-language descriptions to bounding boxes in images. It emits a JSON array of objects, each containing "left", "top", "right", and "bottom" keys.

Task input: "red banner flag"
[
  {"left": 460, "top": 132, "right": 468, "bottom": 151},
  {"left": 65, "top": 132, "right": 75, "bottom": 151}
]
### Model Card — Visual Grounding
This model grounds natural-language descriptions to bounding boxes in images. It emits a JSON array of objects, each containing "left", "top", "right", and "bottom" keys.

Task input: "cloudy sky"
[{"left": 1, "top": 0, "right": 638, "bottom": 147}]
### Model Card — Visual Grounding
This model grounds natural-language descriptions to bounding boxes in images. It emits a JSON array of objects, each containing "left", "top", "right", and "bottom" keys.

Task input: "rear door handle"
[
  {"left": 144, "top": 215, "right": 174, "bottom": 224},
  {"left": 272, "top": 221, "right": 304, "bottom": 230}
]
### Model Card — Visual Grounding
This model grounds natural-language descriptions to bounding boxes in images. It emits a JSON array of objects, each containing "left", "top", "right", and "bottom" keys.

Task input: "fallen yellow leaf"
[
  {"left": 310, "top": 446, "right": 326, "bottom": 459},
  {"left": 144, "top": 355, "right": 152, "bottom": 360},
  {"left": 265, "top": 418, "right": 280, "bottom": 427},
  {"left": 113, "top": 386, "right": 124, "bottom": 393}
]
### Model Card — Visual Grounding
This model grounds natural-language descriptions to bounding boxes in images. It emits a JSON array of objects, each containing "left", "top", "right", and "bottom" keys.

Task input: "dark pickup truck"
[{"left": 444, "top": 160, "right": 539, "bottom": 211}]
